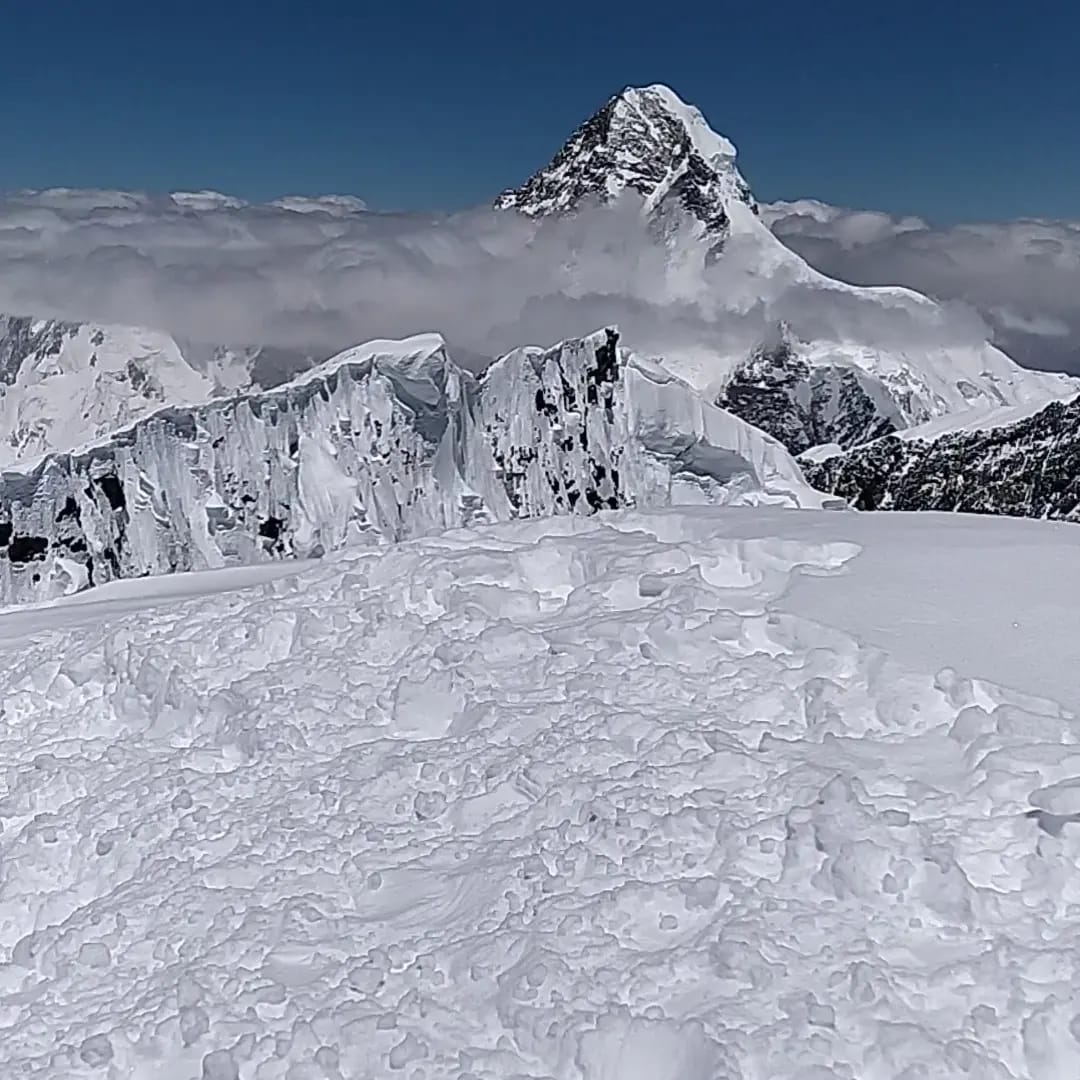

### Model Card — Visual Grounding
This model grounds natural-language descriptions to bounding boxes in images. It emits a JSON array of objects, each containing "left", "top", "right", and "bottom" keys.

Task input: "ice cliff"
[{"left": 0, "top": 328, "right": 824, "bottom": 605}]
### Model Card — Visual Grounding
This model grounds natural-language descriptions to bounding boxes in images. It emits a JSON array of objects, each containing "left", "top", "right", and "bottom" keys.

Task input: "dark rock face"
[
  {"left": 0, "top": 316, "right": 80, "bottom": 386},
  {"left": 803, "top": 397, "right": 1080, "bottom": 519},
  {"left": 494, "top": 86, "right": 756, "bottom": 242},
  {"left": 716, "top": 341, "right": 901, "bottom": 455}
]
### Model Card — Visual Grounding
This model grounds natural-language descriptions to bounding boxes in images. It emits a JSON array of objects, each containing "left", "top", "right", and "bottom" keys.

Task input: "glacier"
[{"left": 0, "top": 328, "right": 824, "bottom": 606}]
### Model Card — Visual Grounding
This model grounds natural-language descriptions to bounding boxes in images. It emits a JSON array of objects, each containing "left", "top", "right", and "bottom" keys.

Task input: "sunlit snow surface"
[{"left": 1, "top": 507, "right": 1079, "bottom": 1078}]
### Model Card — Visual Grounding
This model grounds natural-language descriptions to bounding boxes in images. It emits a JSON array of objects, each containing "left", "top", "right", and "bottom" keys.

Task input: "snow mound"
[{"left": 0, "top": 506, "right": 1076, "bottom": 1077}]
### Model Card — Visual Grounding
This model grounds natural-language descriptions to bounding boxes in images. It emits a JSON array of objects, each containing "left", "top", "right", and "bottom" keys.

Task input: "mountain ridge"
[{"left": 494, "top": 83, "right": 1078, "bottom": 451}]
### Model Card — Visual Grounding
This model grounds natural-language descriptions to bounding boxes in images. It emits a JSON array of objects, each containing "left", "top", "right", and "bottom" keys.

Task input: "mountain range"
[{"left": 0, "top": 83, "right": 1075, "bottom": 602}]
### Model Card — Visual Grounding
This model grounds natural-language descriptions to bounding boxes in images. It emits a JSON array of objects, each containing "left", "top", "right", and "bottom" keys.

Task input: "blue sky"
[{"left": 4, "top": 0, "right": 1077, "bottom": 221}]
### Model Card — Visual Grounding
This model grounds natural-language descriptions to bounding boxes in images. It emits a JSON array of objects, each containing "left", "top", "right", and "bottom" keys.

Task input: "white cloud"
[
  {"left": 765, "top": 202, "right": 1080, "bottom": 373},
  {"left": 0, "top": 188, "right": 1012, "bottom": 386}
]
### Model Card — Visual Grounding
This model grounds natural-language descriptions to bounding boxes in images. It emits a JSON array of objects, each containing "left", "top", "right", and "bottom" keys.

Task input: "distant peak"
[
  {"left": 495, "top": 83, "right": 756, "bottom": 236},
  {"left": 616, "top": 84, "right": 738, "bottom": 165},
  {"left": 269, "top": 194, "right": 368, "bottom": 215},
  {"left": 170, "top": 190, "right": 249, "bottom": 212}
]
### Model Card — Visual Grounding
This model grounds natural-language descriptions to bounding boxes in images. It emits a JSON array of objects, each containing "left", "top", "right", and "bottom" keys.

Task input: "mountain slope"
[
  {"left": 0, "top": 328, "right": 825, "bottom": 605},
  {"left": 496, "top": 85, "right": 1077, "bottom": 450},
  {"left": 496, "top": 83, "right": 756, "bottom": 250},
  {"left": 0, "top": 316, "right": 221, "bottom": 467},
  {"left": 802, "top": 393, "right": 1080, "bottom": 518},
  {"left": 0, "top": 314, "right": 322, "bottom": 468}
]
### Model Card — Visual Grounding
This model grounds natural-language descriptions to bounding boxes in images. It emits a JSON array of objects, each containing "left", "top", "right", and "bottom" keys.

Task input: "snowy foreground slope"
[
  {"left": 0, "top": 328, "right": 822, "bottom": 606},
  {"left": 2, "top": 507, "right": 1080, "bottom": 1078},
  {"left": 497, "top": 84, "right": 1076, "bottom": 449}
]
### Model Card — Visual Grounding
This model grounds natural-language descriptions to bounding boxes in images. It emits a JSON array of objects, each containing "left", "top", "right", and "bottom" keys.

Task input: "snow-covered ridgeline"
[
  {"left": 802, "top": 394, "right": 1080, "bottom": 519},
  {"left": 0, "top": 313, "right": 318, "bottom": 468},
  {"left": 0, "top": 328, "right": 823, "bottom": 605}
]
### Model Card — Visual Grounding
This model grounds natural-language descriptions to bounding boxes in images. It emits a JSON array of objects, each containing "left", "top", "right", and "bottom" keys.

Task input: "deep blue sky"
[{"left": 4, "top": 0, "right": 1077, "bottom": 222}]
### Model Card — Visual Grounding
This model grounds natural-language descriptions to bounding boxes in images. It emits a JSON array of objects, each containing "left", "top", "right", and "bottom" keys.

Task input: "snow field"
[{"left": 0, "top": 509, "right": 1076, "bottom": 1077}]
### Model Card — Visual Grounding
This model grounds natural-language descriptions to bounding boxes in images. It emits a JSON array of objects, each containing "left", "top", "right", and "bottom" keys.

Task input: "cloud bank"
[
  {"left": 763, "top": 200, "right": 1080, "bottom": 374},
  {"left": 0, "top": 187, "right": 1019, "bottom": 387}
]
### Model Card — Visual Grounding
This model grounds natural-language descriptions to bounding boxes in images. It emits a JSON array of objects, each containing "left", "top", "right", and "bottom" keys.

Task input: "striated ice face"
[{"left": 0, "top": 328, "right": 823, "bottom": 606}]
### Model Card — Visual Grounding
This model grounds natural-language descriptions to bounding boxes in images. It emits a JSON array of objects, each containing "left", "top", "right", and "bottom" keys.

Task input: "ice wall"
[{"left": 0, "top": 328, "right": 822, "bottom": 604}]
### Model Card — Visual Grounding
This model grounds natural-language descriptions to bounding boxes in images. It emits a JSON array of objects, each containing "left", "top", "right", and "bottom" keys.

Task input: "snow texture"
[
  {"left": 0, "top": 328, "right": 823, "bottom": 606},
  {"left": 0, "top": 506, "right": 1078, "bottom": 1078}
]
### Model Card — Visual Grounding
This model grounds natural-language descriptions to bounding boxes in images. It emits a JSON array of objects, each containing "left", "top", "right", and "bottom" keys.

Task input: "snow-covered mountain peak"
[
  {"left": 495, "top": 83, "right": 756, "bottom": 232},
  {"left": 493, "top": 84, "right": 1078, "bottom": 449},
  {"left": 0, "top": 315, "right": 219, "bottom": 467},
  {"left": 0, "top": 313, "right": 328, "bottom": 469},
  {"left": 169, "top": 190, "right": 249, "bottom": 212},
  {"left": 622, "top": 84, "right": 738, "bottom": 165},
  {"left": 268, "top": 194, "right": 368, "bottom": 215}
]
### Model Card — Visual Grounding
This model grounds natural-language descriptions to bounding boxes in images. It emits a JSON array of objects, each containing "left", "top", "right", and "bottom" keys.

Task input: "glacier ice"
[{"left": 0, "top": 328, "right": 824, "bottom": 605}]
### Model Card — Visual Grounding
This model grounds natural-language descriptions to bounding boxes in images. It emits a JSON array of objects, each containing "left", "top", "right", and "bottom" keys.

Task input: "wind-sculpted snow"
[
  {"left": 0, "top": 329, "right": 822, "bottom": 605},
  {"left": 1, "top": 507, "right": 1077, "bottom": 1078}
]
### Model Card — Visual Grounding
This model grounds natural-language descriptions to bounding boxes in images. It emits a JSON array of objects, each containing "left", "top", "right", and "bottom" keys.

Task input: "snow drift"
[{"left": 2, "top": 506, "right": 1078, "bottom": 1077}]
